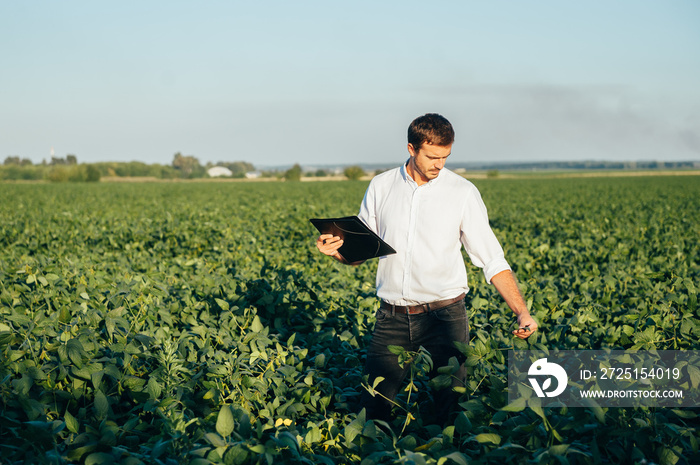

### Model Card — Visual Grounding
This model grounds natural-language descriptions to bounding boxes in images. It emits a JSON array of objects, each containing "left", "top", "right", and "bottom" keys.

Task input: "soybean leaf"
[{"left": 216, "top": 405, "right": 235, "bottom": 437}]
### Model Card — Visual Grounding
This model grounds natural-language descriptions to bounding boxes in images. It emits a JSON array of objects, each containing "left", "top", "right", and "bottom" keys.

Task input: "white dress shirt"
[{"left": 358, "top": 161, "right": 511, "bottom": 306}]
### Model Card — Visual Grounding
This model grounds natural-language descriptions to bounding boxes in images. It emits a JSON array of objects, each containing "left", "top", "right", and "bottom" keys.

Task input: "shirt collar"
[
  {"left": 400, "top": 160, "right": 411, "bottom": 182},
  {"left": 401, "top": 159, "right": 443, "bottom": 187}
]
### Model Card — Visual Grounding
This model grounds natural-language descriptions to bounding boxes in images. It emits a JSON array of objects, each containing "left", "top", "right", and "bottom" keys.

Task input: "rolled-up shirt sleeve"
[{"left": 460, "top": 188, "right": 511, "bottom": 284}]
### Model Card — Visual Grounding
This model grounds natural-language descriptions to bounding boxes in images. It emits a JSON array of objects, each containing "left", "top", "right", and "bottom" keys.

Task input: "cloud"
[
  {"left": 416, "top": 83, "right": 700, "bottom": 162},
  {"left": 680, "top": 128, "right": 700, "bottom": 154}
]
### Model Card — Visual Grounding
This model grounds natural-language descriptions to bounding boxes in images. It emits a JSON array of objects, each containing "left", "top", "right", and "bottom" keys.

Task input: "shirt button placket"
[{"left": 403, "top": 186, "right": 420, "bottom": 300}]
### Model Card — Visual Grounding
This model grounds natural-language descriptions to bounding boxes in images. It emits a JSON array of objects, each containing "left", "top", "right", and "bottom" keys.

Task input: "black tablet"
[{"left": 310, "top": 216, "right": 396, "bottom": 263}]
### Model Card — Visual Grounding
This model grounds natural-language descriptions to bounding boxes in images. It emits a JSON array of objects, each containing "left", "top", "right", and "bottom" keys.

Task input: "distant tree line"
[
  {"left": 282, "top": 164, "right": 366, "bottom": 181},
  {"left": 3, "top": 152, "right": 365, "bottom": 183},
  {"left": 0, "top": 153, "right": 259, "bottom": 182},
  {"left": 4, "top": 153, "right": 698, "bottom": 183},
  {"left": 2, "top": 155, "right": 100, "bottom": 182}
]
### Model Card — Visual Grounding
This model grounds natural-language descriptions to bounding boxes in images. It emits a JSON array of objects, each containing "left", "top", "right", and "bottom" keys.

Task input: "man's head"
[
  {"left": 406, "top": 113, "right": 454, "bottom": 185},
  {"left": 407, "top": 113, "right": 454, "bottom": 154}
]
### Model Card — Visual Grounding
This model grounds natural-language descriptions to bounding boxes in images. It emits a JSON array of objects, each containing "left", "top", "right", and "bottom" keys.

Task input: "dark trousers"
[{"left": 360, "top": 299, "right": 469, "bottom": 424}]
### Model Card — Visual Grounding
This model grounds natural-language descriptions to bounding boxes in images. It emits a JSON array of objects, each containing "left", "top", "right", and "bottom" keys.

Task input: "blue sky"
[{"left": 2, "top": 1, "right": 699, "bottom": 167}]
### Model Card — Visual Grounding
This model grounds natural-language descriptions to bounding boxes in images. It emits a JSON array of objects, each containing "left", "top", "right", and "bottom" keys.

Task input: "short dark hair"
[{"left": 407, "top": 113, "right": 455, "bottom": 152}]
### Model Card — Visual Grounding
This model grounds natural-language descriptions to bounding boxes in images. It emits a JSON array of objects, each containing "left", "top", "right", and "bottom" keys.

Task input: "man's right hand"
[{"left": 316, "top": 234, "right": 344, "bottom": 261}]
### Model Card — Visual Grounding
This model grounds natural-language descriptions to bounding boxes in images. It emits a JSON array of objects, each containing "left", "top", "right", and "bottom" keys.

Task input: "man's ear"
[{"left": 407, "top": 143, "right": 417, "bottom": 157}]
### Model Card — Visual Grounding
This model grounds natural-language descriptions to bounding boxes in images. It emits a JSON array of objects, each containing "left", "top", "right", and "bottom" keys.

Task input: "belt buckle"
[{"left": 408, "top": 303, "right": 430, "bottom": 315}]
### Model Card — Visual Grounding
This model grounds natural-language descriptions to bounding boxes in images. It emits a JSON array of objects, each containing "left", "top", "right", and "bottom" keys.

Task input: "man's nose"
[{"left": 435, "top": 159, "right": 446, "bottom": 169}]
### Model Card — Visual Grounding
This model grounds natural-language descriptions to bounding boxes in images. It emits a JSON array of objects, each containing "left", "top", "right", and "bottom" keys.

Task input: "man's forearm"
[
  {"left": 491, "top": 269, "right": 538, "bottom": 338},
  {"left": 490, "top": 270, "right": 529, "bottom": 316}
]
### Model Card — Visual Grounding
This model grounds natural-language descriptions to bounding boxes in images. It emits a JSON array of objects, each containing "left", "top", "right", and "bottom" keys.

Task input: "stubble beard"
[{"left": 409, "top": 157, "right": 435, "bottom": 182}]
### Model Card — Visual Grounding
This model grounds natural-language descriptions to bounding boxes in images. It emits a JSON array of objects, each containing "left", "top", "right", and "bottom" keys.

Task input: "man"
[{"left": 316, "top": 113, "right": 537, "bottom": 423}]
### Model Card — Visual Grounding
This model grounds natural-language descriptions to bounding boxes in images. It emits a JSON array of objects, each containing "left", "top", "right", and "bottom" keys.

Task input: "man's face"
[{"left": 407, "top": 143, "right": 452, "bottom": 185}]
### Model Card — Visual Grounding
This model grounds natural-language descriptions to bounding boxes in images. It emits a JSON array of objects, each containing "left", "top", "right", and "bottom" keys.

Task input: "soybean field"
[{"left": 1, "top": 175, "right": 699, "bottom": 465}]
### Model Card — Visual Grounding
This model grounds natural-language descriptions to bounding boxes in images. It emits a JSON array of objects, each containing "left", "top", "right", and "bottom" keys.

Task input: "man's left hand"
[{"left": 513, "top": 312, "right": 538, "bottom": 339}]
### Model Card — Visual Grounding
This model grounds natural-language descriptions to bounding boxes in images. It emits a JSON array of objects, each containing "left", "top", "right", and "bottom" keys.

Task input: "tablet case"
[{"left": 310, "top": 216, "right": 396, "bottom": 263}]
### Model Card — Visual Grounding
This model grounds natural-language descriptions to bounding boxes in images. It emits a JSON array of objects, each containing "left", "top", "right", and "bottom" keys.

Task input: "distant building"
[
  {"left": 245, "top": 171, "right": 262, "bottom": 179},
  {"left": 207, "top": 166, "right": 233, "bottom": 177}
]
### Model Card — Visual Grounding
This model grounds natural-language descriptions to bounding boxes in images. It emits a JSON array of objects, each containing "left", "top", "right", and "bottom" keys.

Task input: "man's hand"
[
  {"left": 316, "top": 234, "right": 365, "bottom": 265},
  {"left": 316, "top": 234, "right": 344, "bottom": 261},
  {"left": 490, "top": 270, "right": 539, "bottom": 339},
  {"left": 513, "top": 312, "right": 538, "bottom": 339}
]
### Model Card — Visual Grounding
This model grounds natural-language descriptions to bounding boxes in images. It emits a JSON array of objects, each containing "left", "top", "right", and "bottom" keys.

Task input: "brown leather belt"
[{"left": 380, "top": 293, "right": 466, "bottom": 315}]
